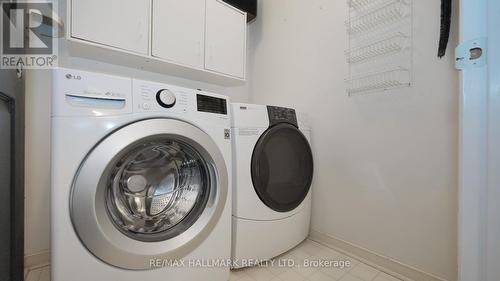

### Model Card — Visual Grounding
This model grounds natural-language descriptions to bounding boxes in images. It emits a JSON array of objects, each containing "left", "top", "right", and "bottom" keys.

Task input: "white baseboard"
[
  {"left": 309, "top": 230, "right": 447, "bottom": 281},
  {"left": 24, "top": 251, "right": 50, "bottom": 270}
]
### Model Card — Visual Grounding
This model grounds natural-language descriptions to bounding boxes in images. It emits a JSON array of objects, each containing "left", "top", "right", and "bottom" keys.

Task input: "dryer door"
[
  {"left": 251, "top": 123, "right": 314, "bottom": 212},
  {"left": 70, "top": 119, "right": 228, "bottom": 270}
]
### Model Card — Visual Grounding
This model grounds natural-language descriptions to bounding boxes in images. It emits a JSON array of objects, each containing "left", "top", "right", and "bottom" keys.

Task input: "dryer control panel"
[{"left": 267, "top": 106, "right": 298, "bottom": 127}]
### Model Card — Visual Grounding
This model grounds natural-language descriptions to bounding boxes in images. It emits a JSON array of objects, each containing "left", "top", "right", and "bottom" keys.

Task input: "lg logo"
[{"left": 65, "top": 74, "right": 82, "bottom": 80}]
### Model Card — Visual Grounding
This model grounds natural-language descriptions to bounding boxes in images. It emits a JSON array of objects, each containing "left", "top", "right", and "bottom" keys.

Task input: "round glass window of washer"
[{"left": 105, "top": 139, "right": 211, "bottom": 242}]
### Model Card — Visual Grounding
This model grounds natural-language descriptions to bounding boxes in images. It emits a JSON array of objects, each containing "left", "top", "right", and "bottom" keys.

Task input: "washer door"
[
  {"left": 70, "top": 119, "right": 228, "bottom": 270},
  {"left": 251, "top": 123, "right": 314, "bottom": 213}
]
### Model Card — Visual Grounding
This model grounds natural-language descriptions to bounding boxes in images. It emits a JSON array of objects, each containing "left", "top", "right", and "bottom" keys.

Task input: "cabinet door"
[
  {"left": 152, "top": 0, "right": 206, "bottom": 68},
  {"left": 205, "top": 0, "right": 246, "bottom": 78},
  {"left": 71, "top": 0, "right": 150, "bottom": 55}
]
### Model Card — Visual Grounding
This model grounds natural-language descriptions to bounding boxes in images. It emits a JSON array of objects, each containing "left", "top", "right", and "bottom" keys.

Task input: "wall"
[
  {"left": 24, "top": 70, "right": 51, "bottom": 268},
  {"left": 246, "top": 0, "right": 458, "bottom": 280}
]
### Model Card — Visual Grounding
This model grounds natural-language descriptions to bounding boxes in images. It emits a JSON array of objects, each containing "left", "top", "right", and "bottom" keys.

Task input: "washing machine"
[
  {"left": 230, "top": 103, "right": 314, "bottom": 267},
  {"left": 51, "top": 68, "right": 232, "bottom": 281}
]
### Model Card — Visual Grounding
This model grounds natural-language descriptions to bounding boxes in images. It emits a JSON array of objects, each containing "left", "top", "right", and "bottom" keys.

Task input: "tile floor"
[
  {"left": 229, "top": 239, "right": 403, "bottom": 281},
  {"left": 25, "top": 239, "right": 404, "bottom": 281},
  {"left": 25, "top": 265, "right": 49, "bottom": 281}
]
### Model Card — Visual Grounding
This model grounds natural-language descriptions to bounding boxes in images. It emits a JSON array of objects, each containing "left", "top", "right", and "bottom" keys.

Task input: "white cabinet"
[
  {"left": 205, "top": 0, "right": 247, "bottom": 78},
  {"left": 152, "top": 0, "right": 206, "bottom": 68},
  {"left": 71, "top": 0, "right": 150, "bottom": 55},
  {"left": 69, "top": 0, "right": 247, "bottom": 84}
]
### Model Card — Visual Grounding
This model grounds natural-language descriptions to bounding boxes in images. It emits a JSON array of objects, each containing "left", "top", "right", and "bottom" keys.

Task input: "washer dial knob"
[{"left": 156, "top": 89, "right": 176, "bottom": 108}]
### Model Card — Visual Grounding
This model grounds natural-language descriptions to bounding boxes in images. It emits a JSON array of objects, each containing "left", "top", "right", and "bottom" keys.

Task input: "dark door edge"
[{"left": 1, "top": 90, "right": 25, "bottom": 281}]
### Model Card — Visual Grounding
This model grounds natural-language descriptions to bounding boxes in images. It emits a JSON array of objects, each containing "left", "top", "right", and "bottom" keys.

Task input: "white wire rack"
[
  {"left": 346, "top": 0, "right": 410, "bottom": 35},
  {"left": 345, "top": 0, "right": 413, "bottom": 96},
  {"left": 348, "top": 0, "right": 382, "bottom": 11},
  {"left": 345, "top": 32, "right": 408, "bottom": 63},
  {"left": 348, "top": 0, "right": 372, "bottom": 10},
  {"left": 345, "top": 67, "right": 411, "bottom": 95}
]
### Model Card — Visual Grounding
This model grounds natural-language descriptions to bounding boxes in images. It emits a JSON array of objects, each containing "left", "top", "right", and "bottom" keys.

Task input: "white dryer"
[
  {"left": 51, "top": 68, "right": 232, "bottom": 281},
  {"left": 230, "top": 103, "right": 314, "bottom": 267}
]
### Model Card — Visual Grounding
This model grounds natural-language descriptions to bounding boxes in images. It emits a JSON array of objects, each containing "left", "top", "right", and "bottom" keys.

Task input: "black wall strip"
[{"left": 438, "top": 0, "right": 452, "bottom": 58}]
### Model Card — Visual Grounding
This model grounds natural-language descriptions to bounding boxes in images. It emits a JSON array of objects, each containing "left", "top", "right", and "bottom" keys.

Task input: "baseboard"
[
  {"left": 309, "top": 230, "right": 447, "bottom": 281},
  {"left": 24, "top": 250, "right": 50, "bottom": 270}
]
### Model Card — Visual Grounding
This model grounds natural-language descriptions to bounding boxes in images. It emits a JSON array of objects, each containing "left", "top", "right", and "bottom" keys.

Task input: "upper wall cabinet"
[
  {"left": 68, "top": 0, "right": 247, "bottom": 85},
  {"left": 71, "top": 0, "right": 150, "bottom": 55},
  {"left": 205, "top": 0, "right": 247, "bottom": 79},
  {"left": 152, "top": 0, "right": 205, "bottom": 68}
]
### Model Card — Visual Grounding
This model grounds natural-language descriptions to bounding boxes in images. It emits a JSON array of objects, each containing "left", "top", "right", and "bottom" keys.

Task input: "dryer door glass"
[
  {"left": 105, "top": 139, "right": 211, "bottom": 242},
  {"left": 251, "top": 123, "right": 314, "bottom": 212}
]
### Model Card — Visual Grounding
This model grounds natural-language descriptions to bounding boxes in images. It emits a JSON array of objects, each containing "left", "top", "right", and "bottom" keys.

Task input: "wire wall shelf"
[
  {"left": 346, "top": 0, "right": 411, "bottom": 35},
  {"left": 345, "top": 0, "right": 413, "bottom": 96},
  {"left": 348, "top": 0, "right": 408, "bottom": 12},
  {"left": 345, "top": 32, "right": 408, "bottom": 63},
  {"left": 348, "top": 0, "right": 373, "bottom": 10},
  {"left": 346, "top": 68, "right": 411, "bottom": 95}
]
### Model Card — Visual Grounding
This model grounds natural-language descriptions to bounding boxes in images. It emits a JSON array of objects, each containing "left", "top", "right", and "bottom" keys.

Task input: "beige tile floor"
[
  {"left": 230, "top": 239, "right": 403, "bottom": 281},
  {"left": 25, "top": 239, "right": 403, "bottom": 281},
  {"left": 25, "top": 265, "right": 49, "bottom": 281}
]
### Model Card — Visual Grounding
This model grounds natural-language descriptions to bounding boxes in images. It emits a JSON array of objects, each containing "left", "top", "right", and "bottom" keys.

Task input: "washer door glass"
[
  {"left": 251, "top": 123, "right": 314, "bottom": 212},
  {"left": 106, "top": 139, "right": 210, "bottom": 242},
  {"left": 70, "top": 119, "right": 228, "bottom": 270}
]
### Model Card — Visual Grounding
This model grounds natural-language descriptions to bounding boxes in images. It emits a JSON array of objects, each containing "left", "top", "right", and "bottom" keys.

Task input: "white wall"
[
  {"left": 24, "top": 71, "right": 52, "bottom": 267},
  {"left": 246, "top": 0, "right": 458, "bottom": 280}
]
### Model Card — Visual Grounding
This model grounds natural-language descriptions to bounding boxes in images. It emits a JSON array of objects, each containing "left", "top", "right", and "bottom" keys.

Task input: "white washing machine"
[
  {"left": 51, "top": 68, "right": 232, "bottom": 281},
  {"left": 230, "top": 103, "right": 313, "bottom": 267}
]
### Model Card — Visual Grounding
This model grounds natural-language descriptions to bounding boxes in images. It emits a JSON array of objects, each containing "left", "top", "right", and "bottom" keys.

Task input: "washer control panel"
[
  {"left": 156, "top": 89, "right": 177, "bottom": 108},
  {"left": 132, "top": 79, "right": 230, "bottom": 122},
  {"left": 53, "top": 68, "right": 133, "bottom": 117},
  {"left": 267, "top": 106, "right": 298, "bottom": 127},
  {"left": 133, "top": 80, "right": 190, "bottom": 114},
  {"left": 197, "top": 93, "right": 227, "bottom": 115}
]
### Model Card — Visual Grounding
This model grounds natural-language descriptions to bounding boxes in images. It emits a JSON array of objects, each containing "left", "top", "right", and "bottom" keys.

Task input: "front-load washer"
[
  {"left": 51, "top": 68, "right": 232, "bottom": 281},
  {"left": 230, "top": 103, "right": 314, "bottom": 267}
]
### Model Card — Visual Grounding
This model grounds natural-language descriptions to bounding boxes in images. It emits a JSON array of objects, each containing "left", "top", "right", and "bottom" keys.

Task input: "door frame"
[
  {"left": 485, "top": 0, "right": 500, "bottom": 279},
  {"left": 0, "top": 90, "right": 25, "bottom": 281},
  {"left": 458, "top": 0, "right": 499, "bottom": 280}
]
